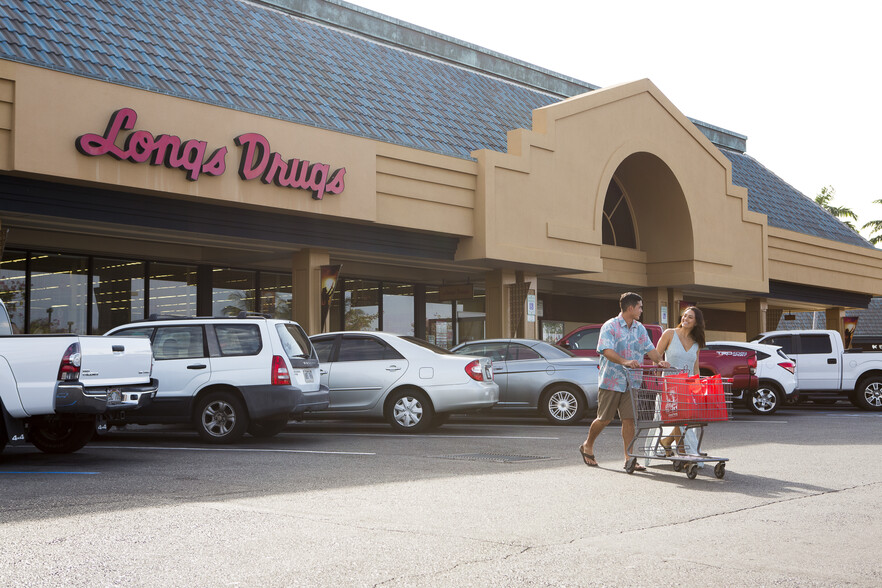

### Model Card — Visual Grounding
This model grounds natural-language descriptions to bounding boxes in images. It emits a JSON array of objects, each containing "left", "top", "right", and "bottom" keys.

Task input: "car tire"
[
  {"left": 539, "top": 385, "right": 585, "bottom": 425},
  {"left": 247, "top": 418, "right": 289, "bottom": 438},
  {"left": 746, "top": 382, "right": 782, "bottom": 415},
  {"left": 28, "top": 417, "right": 95, "bottom": 454},
  {"left": 853, "top": 377, "right": 882, "bottom": 411},
  {"left": 194, "top": 391, "right": 249, "bottom": 443},
  {"left": 386, "top": 388, "right": 434, "bottom": 433}
]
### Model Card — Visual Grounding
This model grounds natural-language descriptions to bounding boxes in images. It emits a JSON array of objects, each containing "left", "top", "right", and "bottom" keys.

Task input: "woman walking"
[{"left": 655, "top": 306, "right": 706, "bottom": 461}]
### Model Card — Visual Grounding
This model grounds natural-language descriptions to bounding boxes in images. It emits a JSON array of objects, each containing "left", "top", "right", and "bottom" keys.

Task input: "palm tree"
[
  {"left": 862, "top": 198, "right": 882, "bottom": 246},
  {"left": 815, "top": 186, "right": 858, "bottom": 230}
]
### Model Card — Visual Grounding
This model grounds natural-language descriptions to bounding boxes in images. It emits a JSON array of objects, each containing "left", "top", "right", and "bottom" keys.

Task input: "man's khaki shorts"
[{"left": 596, "top": 387, "right": 634, "bottom": 421}]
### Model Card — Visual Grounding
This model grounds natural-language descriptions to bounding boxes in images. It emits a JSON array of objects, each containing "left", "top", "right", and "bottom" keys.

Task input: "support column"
[
  {"left": 826, "top": 306, "right": 845, "bottom": 343},
  {"left": 667, "top": 288, "right": 683, "bottom": 329},
  {"left": 640, "top": 287, "right": 668, "bottom": 328},
  {"left": 484, "top": 269, "right": 516, "bottom": 338},
  {"left": 745, "top": 298, "right": 768, "bottom": 341},
  {"left": 292, "top": 249, "right": 330, "bottom": 335}
]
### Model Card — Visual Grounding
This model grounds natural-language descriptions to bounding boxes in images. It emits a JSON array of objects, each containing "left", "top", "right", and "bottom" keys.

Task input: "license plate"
[
  {"left": 304, "top": 370, "right": 314, "bottom": 383},
  {"left": 108, "top": 388, "right": 122, "bottom": 402}
]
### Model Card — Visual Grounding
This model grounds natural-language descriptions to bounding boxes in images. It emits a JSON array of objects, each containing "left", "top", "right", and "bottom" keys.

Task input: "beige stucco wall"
[
  {"left": 461, "top": 79, "right": 770, "bottom": 293},
  {"left": 3, "top": 61, "right": 882, "bottom": 302},
  {"left": 0, "top": 60, "right": 476, "bottom": 240},
  {"left": 768, "top": 227, "right": 882, "bottom": 294}
]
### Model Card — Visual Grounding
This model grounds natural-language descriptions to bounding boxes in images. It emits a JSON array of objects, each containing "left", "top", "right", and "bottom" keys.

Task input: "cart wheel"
[
  {"left": 673, "top": 460, "right": 684, "bottom": 472},
  {"left": 625, "top": 457, "right": 637, "bottom": 474},
  {"left": 714, "top": 462, "right": 726, "bottom": 479},
  {"left": 686, "top": 463, "right": 698, "bottom": 479}
]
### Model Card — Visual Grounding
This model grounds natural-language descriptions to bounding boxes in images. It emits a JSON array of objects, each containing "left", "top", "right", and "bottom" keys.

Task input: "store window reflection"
[
  {"left": 425, "top": 287, "right": 453, "bottom": 348},
  {"left": 344, "top": 279, "right": 379, "bottom": 331},
  {"left": 149, "top": 263, "right": 197, "bottom": 317},
  {"left": 456, "top": 287, "right": 485, "bottom": 344},
  {"left": 0, "top": 250, "right": 27, "bottom": 333},
  {"left": 213, "top": 268, "right": 256, "bottom": 317},
  {"left": 92, "top": 258, "right": 145, "bottom": 334},
  {"left": 383, "top": 282, "right": 414, "bottom": 335},
  {"left": 29, "top": 253, "right": 88, "bottom": 333},
  {"left": 260, "top": 272, "right": 293, "bottom": 319}
]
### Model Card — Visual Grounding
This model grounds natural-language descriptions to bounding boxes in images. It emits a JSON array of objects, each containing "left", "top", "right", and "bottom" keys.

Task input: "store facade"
[{"left": 2, "top": 0, "right": 881, "bottom": 345}]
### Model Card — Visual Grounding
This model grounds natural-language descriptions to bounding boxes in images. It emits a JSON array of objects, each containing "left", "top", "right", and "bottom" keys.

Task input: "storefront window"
[
  {"left": 29, "top": 253, "right": 89, "bottom": 333},
  {"left": 149, "top": 263, "right": 198, "bottom": 317},
  {"left": 456, "top": 287, "right": 485, "bottom": 344},
  {"left": 344, "top": 279, "right": 379, "bottom": 331},
  {"left": 383, "top": 282, "right": 414, "bottom": 335},
  {"left": 213, "top": 268, "right": 256, "bottom": 317},
  {"left": 260, "top": 271, "right": 293, "bottom": 319},
  {"left": 92, "top": 258, "right": 146, "bottom": 334},
  {"left": 0, "top": 250, "right": 27, "bottom": 333},
  {"left": 425, "top": 287, "right": 453, "bottom": 348}
]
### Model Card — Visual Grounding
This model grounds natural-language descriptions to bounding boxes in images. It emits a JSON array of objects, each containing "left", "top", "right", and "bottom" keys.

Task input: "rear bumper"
[
  {"left": 54, "top": 379, "right": 158, "bottom": 414},
  {"left": 427, "top": 381, "right": 499, "bottom": 413},
  {"left": 240, "top": 384, "right": 330, "bottom": 420}
]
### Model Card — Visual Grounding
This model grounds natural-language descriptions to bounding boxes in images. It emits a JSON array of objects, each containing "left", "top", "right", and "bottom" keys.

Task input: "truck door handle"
[
  {"left": 320, "top": 369, "right": 328, "bottom": 376},
  {"left": 827, "top": 358, "right": 837, "bottom": 364},
  {"left": 112, "top": 345, "right": 125, "bottom": 352},
  {"left": 187, "top": 364, "right": 207, "bottom": 370}
]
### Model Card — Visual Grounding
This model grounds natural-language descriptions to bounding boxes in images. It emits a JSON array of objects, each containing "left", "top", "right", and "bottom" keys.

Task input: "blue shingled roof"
[
  {"left": 721, "top": 149, "right": 874, "bottom": 248},
  {"left": 1, "top": 0, "right": 876, "bottom": 250},
  {"left": 0, "top": 0, "right": 559, "bottom": 159}
]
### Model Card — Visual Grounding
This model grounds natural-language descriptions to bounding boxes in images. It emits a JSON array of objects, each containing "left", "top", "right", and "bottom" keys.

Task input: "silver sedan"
[
  {"left": 451, "top": 339, "right": 599, "bottom": 424},
  {"left": 309, "top": 332, "right": 499, "bottom": 433}
]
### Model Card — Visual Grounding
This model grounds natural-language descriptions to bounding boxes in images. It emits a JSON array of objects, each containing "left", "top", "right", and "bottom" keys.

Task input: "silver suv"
[{"left": 105, "top": 314, "right": 329, "bottom": 442}]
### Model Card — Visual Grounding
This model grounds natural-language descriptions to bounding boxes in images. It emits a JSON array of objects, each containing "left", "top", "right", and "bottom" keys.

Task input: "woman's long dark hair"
[{"left": 681, "top": 306, "right": 706, "bottom": 348}]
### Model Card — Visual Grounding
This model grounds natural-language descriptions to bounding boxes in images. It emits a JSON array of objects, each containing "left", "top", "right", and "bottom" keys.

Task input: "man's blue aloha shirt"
[{"left": 596, "top": 314, "right": 655, "bottom": 392}]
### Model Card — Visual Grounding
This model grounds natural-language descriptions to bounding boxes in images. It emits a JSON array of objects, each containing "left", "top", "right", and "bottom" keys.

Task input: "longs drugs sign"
[{"left": 75, "top": 108, "right": 346, "bottom": 200}]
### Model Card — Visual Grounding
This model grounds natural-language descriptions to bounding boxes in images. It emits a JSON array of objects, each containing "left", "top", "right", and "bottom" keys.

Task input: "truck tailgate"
[{"left": 78, "top": 336, "right": 153, "bottom": 387}]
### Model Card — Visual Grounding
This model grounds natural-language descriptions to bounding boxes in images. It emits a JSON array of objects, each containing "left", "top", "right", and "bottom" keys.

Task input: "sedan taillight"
[
  {"left": 271, "top": 355, "right": 291, "bottom": 385},
  {"left": 465, "top": 359, "right": 486, "bottom": 382},
  {"left": 778, "top": 361, "right": 795, "bottom": 374},
  {"left": 58, "top": 342, "right": 82, "bottom": 381}
]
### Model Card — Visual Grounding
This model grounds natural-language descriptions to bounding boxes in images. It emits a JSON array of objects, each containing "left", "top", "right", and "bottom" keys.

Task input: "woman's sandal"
[{"left": 579, "top": 445, "right": 598, "bottom": 467}]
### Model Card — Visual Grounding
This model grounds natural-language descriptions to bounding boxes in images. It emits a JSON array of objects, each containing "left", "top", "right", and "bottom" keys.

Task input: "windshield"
[
  {"left": 275, "top": 323, "right": 314, "bottom": 359},
  {"left": 0, "top": 301, "right": 14, "bottom": 335},
  {"left": 400, "top": 335, "right": 453, "bottom": 355}
]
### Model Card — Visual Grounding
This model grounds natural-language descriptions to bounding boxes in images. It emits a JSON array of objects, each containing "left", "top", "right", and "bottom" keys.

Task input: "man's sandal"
[{"left": 579, "top": 445, "right": 598, "bottom": 467}]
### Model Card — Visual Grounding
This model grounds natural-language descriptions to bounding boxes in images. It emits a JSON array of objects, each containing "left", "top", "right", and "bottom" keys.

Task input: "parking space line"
[
  {"left": 0, "top": 471, "right": 100, "bottom": 474},
  {"left": 92, "top": 445, "right": 375, "bottom": 455},
  {"left": 291, "top": 433, "right": 560, "bottom": 440}
]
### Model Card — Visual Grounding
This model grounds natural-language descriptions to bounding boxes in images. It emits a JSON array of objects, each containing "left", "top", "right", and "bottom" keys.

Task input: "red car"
[{"left": 557, "top": 323, "right": 757, "bottom": 395}]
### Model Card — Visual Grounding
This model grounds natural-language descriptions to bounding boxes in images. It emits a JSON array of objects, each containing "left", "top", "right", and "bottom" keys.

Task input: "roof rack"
[{"left": 237, "top": 311, "right": 272, "bottom": 319}]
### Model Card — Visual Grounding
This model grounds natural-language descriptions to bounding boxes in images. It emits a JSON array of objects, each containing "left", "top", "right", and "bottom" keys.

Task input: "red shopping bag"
[
  {"left": 699, "top": 374, "right": 729, "bottom": 421},
  {"left": 660, "top": 374, "right": 701, "bottom": 422}
]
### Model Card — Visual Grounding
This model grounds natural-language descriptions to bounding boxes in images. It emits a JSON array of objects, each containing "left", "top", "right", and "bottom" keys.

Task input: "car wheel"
[
  {"left": 853, "top": 377, "right": 882, "bottom": 411},
  {"left": 746, "top": 382, "right": 781, "bottom": 415},
  {"left": 194, "top": 391, "right": 249, "bottom": 443},
  {"left": 386, "top": 388, "right": 434, "bottom": 433},
  {"left": 28, "top": 417, "right": 95, "bottom": 454},
  {"left": 247, "top": 418, "right": 289, "bottom": 438},
  {"left": 540, "top": 385, "right": 585, "bottom": 425}
]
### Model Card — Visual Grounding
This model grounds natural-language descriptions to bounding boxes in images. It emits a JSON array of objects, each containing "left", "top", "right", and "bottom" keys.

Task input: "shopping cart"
[{"left": 625, "top": 367, "right": 732, "bottom": 479}]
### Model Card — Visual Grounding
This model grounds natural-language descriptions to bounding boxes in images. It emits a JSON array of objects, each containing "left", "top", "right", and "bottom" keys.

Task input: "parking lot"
[{"left": 2, "top": 403, "right": 880, "bottom": 587}]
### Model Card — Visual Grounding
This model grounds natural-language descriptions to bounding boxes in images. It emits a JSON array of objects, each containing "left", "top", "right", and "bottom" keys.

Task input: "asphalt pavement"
[{"left": 1, "top": 403, "right": 880, "bottom": 587}]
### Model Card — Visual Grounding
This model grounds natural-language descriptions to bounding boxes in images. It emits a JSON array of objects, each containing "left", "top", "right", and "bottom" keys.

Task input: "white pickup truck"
[
  {"left": 753, "top": 329, "right": 882, "bottom": 410},
  {"left": 0, "top": 301, "right": 158, "bottom": 454}
]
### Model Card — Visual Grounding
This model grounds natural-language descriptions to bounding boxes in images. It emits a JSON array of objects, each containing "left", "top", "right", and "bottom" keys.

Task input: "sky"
[{"left": 348, "top": 0, "right": 882, "bottom": 243}]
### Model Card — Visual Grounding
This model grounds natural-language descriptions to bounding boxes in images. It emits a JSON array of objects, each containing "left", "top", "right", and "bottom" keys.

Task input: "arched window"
[{"left": 602, "top": 177, "right": 637, "bottom": 248}]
